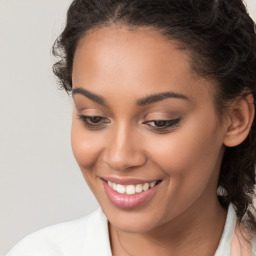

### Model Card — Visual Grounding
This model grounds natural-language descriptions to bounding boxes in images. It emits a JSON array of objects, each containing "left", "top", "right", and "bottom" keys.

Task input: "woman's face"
[{"left": 71, "top": 26, "right": 228, "bottom": 233}]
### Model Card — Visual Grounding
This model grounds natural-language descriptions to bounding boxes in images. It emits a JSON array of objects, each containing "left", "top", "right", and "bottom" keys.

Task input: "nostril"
[{"left": 103, "top": 151, "right": 147, "bottom": 172}]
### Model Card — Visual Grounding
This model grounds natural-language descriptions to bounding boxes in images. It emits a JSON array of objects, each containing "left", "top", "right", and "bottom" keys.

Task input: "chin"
[
  {"left": 111, "top": 217, "right": 159, "bottom": 233},
  {"left": 102, "top": 204, "right": 164, "bottom": 233}
]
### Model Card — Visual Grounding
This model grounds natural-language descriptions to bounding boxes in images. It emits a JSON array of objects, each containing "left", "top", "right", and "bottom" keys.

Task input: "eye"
[
  {"left": 77, "top": 115, "right": 110, "bottom": 129},
  {"left": 144, "top": 118, "right": 181, "bottom": 131}
]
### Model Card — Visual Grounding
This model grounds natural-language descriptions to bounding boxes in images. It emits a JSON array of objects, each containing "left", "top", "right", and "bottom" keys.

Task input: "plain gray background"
[{"left": 0, "top": 0, "right": 255, "bottom": 255}]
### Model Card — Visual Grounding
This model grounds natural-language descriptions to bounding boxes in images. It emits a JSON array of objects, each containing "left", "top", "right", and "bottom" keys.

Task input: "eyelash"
[
  {"left": 143, "top": 119, "right": 181, "bottom": 130},
  {"left": 77, "top": 115, "right": 110, "bottom": 129},
  {"left": 77, "top": 115, "right": 181, "bottom": 132}
]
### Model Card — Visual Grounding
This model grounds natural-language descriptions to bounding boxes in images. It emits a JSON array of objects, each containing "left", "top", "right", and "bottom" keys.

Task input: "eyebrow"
[
  {"left": 136, "top": 92, "right": 189, "bottom": 106},
  {"left": 72, "top": 87, "right": 188, "bottom": 106},
  {"left": 72, "top": 88, "right": 106, "bottom": 105}
]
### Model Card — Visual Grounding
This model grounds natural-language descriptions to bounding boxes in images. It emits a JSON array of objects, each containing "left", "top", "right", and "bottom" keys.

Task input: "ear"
[{"left": 224, "top": 93, "right": 255, "bottom": 147}]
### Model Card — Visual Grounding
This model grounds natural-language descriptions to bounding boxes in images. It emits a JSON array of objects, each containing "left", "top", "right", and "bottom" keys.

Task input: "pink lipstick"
[{"left": 102, "top": 179, "right": 161, "bottom": 209}]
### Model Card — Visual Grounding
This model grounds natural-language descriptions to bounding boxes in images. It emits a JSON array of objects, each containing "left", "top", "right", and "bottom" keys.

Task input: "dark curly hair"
[{"left": 52, "top": 0, "right": 256, "bottom": 230}]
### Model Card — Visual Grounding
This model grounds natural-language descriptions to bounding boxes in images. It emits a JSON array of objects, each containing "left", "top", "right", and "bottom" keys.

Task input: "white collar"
[
  {"left": 83, "top": 208, "right": 112, "bottom": 255},
  {"left": 214, "top": 204, "right": 236, "bottom": 256}
]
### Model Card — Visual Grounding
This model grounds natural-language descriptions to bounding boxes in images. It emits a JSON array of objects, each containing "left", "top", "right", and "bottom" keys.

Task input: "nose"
[{"left": 102, "top": 123, "right": 147, "bottom": 171}]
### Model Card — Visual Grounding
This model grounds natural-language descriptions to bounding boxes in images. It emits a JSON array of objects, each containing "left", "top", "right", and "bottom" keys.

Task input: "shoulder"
[{"left": 5, "top": 208, "right": 111, "bottom": 256}]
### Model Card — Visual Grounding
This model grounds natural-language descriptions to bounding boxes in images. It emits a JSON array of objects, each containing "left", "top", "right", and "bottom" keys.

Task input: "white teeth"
[
  {"left": 135, "top": 184, "right": 143, "bottom": 193},
  {"left": 126, "top": 185, "right": 136, "bottom": 195},
  {"left": 150, "top": 181, "right": 157, "bottom": 188},
  {"left": 116, "top": 184, "right": 126, "bottom": 194},
  {"left": 112, "top": 183, "right": 117, "bottom": 191},
  {"left": 143, "top": 183, "right": 149, "bottom": 191},
  {"left": 107, "top": 180, "right": 158, "bottom": 195}
]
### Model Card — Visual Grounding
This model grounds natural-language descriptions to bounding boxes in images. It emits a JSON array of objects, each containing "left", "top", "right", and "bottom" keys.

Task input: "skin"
[{"left": 71, "top": 26, "right": 253, "bottom": 255}]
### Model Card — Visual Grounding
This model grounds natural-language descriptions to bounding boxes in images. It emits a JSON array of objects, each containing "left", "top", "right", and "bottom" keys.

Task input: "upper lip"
[{"left": 101, "top": 176, "right": 161, "bottom": 185}]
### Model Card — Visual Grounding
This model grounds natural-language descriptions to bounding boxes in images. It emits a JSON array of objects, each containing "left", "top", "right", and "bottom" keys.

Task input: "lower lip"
[{"left": 103, "top": 180, "right": 160, "bottom": 209}]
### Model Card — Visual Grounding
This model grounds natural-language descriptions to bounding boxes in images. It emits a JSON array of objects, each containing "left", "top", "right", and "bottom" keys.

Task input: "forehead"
[
  {"left": 72, "top": 25, "right": 216, "bottom": 107},
  {"left": 73, "top": 25, "right": 193, "bottom": 80}
]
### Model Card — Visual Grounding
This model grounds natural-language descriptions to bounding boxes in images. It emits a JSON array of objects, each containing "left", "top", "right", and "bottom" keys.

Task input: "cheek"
[
  {"left": 145, "top": 122, "right": 224, "bottom": 215},
  {"left": 71, "top": 120, "right": 104, "bottom": 171},
  {"left": 146, "top": 117, "right": 224, "bottom": 185}
]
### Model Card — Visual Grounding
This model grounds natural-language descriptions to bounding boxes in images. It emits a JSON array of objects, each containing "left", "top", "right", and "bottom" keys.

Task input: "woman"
[{"left": 6, "top": 0, "right": 256, "bottom": 255}]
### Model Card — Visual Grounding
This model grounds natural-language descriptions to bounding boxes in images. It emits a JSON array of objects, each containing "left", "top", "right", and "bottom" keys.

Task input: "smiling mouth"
[
  {"left": 102, "top": 179, "right": 162, "bottom": 209},
  {"left": 103, "top": 179, "right": 162, "bottom": 195},
  {"left": 105, "top": 180, "right": 161, "bottom": 195}
]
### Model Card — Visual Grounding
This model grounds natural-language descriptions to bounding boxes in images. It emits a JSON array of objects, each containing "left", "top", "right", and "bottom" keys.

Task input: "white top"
[{"left": 5, "top": 205, "right": 256, "bottom": 256}]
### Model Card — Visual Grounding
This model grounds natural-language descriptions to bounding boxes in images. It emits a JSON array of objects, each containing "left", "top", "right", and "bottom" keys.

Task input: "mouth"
[
  {"left": 102, "top": 178, "right": 162, "bottom": 209},
  {"left": 105, "top": 179, "right": 161, "bottom": 195}
]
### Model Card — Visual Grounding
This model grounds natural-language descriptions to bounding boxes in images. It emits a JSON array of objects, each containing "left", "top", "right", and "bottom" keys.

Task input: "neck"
[{"left": 109, "top": 198, "right": 227, "bottom": 256}]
